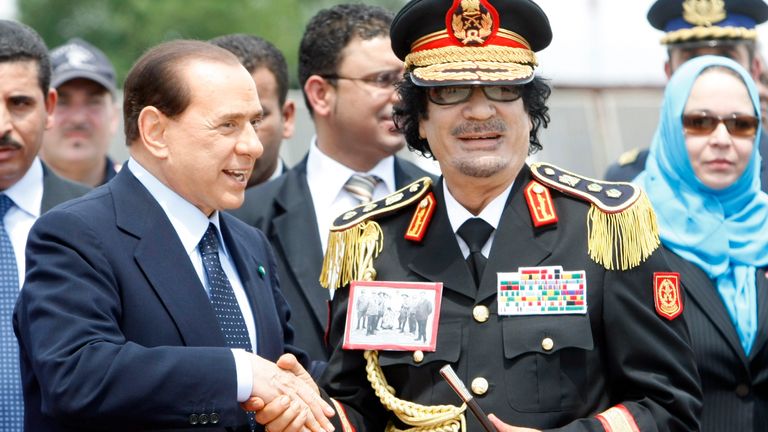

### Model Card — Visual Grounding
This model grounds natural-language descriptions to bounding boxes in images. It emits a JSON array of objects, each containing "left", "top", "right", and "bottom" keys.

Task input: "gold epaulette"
[
  {"left": 319, "top": 177, "right": 433, "bottom": 290},
  {"left": 530, "top": 162, "right": 659, "bottom": 271}
]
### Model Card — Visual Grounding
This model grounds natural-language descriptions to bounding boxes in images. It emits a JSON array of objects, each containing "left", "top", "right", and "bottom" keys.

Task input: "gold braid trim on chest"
[{"left": 365, "top": 350, "right": 467, "bottom": 432}]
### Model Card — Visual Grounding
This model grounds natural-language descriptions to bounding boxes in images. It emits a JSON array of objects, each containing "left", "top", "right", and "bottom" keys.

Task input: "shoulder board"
[
  {"left": 617, "top": 148, "right": 640, "bottom": 166},
  {"left": 530, "top": 162, "right": 659, "bottom": 271},
  {"left": 331, "top": 177, "right": 433, "bottom": 231},
  {"left": 530, "top": 162, "right": 640, "bottom": 214}
]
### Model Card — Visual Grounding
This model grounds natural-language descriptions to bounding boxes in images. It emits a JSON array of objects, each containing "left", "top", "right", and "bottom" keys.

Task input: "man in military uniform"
[
  {"left": 604, "top": 0, "right": 768, "bottom": 192},
  {"left": 317, "top": 0, "right": 702, "bottom": 431}
]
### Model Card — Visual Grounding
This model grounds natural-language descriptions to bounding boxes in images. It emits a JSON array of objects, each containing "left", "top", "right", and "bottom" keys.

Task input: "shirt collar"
[
  {"left": 4, "top": 157, "right": 43, "bottom": 218},
  {"left": 127, "top": 158, "right": 227, "bottom": 257},
  {"left": 306, "top": 136, "right": 396, "bottom": 206},
  {"left": 443, "top": 178, "right": 513, "bottom": 233}
]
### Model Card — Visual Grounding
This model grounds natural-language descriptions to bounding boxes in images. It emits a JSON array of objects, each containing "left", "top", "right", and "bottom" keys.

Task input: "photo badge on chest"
[
  {"left": 497, "top": 266, "right": 587, "bottom": 316},
  {"left": 344, "top": 280, "right": 443, "bottom": 352}
]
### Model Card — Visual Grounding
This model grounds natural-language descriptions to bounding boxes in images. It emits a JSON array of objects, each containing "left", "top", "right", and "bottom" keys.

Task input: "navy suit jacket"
[
  {"left": 667, "top": 252, "right": 768, "bottom": 431},
  {"left": 14, "top": 167, "right": 307, "bottom": 431},
  {"left": 229, "top": 156, "right": 433, "bottom": 377}
]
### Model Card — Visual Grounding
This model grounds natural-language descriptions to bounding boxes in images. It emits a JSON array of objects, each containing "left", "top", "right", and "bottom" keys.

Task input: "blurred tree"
[{"left": 19, "top": 0, "right": 407, "bottom": 87}]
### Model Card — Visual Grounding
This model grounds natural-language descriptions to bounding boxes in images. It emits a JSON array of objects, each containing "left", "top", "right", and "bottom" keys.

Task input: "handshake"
[{"left": 245, "top": 354, "right": 336, "bottom": 432}]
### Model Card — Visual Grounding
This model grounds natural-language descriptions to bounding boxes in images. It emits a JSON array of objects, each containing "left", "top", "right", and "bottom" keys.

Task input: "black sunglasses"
[
  {"left": 427, "top": 85, "right": 523, "bottom": 105},
  {"left": 682, "top": 111, "right": 759, "bottom": 138}
]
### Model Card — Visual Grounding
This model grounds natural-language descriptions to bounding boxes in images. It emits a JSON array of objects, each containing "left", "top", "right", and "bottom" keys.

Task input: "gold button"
[
  {"left": 541, "top": 337, "right": 554, "bottom": 351},
  {"left": 473, "top": 305, "right": 490, "bottom": 323},
  {"left": 413, "top": 350, "right": 424, "bottom": 363},
  {"left": 470, "top": 377, "right": 489, "bottom": 396}
]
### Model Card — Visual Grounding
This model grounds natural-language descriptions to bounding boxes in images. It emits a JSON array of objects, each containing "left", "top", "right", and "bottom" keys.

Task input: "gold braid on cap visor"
[
  {"left": 661, "top": 26, "right": 758, "bottom": 44},
  {"left": 405, "top": 46, "right": 537, "bottom": 83}
]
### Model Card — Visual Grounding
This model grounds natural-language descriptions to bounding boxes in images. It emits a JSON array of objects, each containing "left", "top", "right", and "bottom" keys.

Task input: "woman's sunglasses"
[{"left": 682, "top": 112, "right": 759, "bottom": 138}]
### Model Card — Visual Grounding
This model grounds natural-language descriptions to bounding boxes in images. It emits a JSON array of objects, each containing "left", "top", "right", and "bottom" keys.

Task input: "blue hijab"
[{"left": 635, "top": 55, "right": 768, "bottom": 355}]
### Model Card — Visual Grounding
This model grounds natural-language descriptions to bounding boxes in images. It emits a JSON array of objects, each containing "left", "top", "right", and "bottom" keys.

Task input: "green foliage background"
[{"left": 19, "top": 0, "right": 407, "bottom": 88}]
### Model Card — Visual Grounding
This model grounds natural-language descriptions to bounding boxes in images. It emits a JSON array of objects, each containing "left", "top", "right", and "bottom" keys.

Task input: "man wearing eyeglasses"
[
  {"left": 229, "top": 3, "right": 432, "bottom": 379},
  {"left": 604, "top": 0, "right": 768, "bottom": 193},
  {"left": 311, "top": 0, "right": 702, "bottom": 431}
]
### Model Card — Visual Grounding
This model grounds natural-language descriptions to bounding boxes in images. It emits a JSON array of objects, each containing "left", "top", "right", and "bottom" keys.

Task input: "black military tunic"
[{"left": 320, "top": 164, "right": 701, "bottom": 432}]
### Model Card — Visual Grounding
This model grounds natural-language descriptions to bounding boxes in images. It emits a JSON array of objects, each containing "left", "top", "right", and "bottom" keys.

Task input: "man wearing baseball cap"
[
  {"left": 605, "top": 0, "right": 768, "bottom": 190},
  {"left": 311, "top": 1, "right": 702, "bottom": 431},
  {"left": 40, "top": 38, "right": 120, "bottom": 187}
]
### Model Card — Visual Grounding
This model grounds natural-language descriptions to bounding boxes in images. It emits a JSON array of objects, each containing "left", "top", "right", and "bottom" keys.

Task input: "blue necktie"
[
  {"left": 0, "top": 194, "right": 22, "bottom": 430},
  {"left": 199, "top": 224, "right": 251, "bottom": 352}
]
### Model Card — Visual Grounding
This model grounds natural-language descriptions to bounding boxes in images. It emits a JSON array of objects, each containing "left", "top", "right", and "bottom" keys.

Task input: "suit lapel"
[
  {"left": 677, "top": 255, "right": 747, "bottom": 363},
  {"left": 750, "top": 268, "right": 768, "bottom": 361},
  {"left": 408, "top": 179, "right": 477, "bottom": 300},
  {"left": 113, "top": 169, "right": 226, "bottom": 348},
  {"left": 478, "top": 167, "right": 552, "bottom": 301},
  {"left": 271, "top": 165, "right": 327, "bottom": 327}
]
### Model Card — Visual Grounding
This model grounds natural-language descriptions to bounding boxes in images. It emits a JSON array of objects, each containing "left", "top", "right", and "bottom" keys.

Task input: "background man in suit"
[
  {"left": 604, "top": 0, "right": 768, "bottom": 191},
  {"left": 0, "top": 20, "right": 90, "bottom": 430},
  {"left": 229, "top": 4, "right": 432, "bottom": 378},
  {"left": 40, "top": 38, "right": 121, "bottom": 187},
  {"left": 210, "top": 33, "right": 296, "bottom": 188},
  {"left": 13, "top": 39, "right": 335, "bottom": 432}
]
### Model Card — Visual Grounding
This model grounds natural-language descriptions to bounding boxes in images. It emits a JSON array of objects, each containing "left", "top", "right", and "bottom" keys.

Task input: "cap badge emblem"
[
  {"left": 448, "top": 0, "right": 497, "bottom": 46},
  {"left": 682, "top": 0, "right": 726, "bottom": 27}
]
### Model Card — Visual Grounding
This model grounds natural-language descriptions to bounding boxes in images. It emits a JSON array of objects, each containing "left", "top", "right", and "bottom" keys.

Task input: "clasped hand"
[{"left": 244, "top": 354, "right": 335, "bottom": 432}]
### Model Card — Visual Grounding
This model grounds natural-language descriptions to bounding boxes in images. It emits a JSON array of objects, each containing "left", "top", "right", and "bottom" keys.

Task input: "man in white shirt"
[
  {"left": 229, "top": 4, "right": 433, "bottom": 377},
  {"left": 14, "top": 39, "right": 335, "bottom": 432},
  {"left": 0, "top": 20, "right": 89, "bottom": 431}
]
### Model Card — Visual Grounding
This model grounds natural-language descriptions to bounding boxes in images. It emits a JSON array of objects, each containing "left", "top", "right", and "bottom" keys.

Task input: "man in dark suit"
[
  {"left": 229, "top": 4, "right": 432, "bottom": 378},
  {"left": 0, "top": 20, "right": 90, "bottom": 430},
  {"left": 13, "top": 39, "right": 335, "bottom": 432},
  {"left": 317, "top": 0, "right": 702, "bottom": 431},
  {"left": 604, "top": 0, "right": 768, "bottom": 192},
  {"left": 210, "top": 34, "right": 296, "bottom": 188}
]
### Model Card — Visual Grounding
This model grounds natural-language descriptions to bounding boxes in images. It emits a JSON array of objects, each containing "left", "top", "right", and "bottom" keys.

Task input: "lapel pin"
[{"left": 258, "top": 265, "right": 266, "bottom": 279}]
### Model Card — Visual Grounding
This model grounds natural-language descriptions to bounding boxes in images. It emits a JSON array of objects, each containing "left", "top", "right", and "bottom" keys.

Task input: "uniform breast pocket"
[
  {"left": 377, "top": 324, "right": 462, "bottom": 402},
  {"left": 501, "top": 315, "right": 594, "bottom": 412}
]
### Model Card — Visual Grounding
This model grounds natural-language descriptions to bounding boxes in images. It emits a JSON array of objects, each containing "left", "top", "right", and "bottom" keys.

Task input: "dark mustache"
[
  {"left": 451, "top": 119, "right": 507, "bottom": 136},
  {"left": 0, "top": 133, "right": 22, "bottom": 150}
]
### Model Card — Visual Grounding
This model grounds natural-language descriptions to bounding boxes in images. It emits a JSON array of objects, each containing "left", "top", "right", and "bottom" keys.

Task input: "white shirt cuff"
[{"left": 232, "top": 349, "right": 253, "bottom": 402}]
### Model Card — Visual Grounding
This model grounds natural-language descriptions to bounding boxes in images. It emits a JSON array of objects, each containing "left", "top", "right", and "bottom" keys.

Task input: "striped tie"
[{"left": 344, "top": 174, "right": 380, "bottom": 204}]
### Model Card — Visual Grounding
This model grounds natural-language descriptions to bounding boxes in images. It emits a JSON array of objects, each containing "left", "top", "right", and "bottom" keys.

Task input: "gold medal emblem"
[{"left": 683, "top": 0, "right": 726, "bottom": 27}]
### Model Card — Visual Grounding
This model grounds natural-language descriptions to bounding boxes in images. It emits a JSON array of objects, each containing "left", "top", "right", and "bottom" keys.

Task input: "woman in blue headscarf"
[{"left": 635, "top": 55, "right": 768, "bottom": 431}]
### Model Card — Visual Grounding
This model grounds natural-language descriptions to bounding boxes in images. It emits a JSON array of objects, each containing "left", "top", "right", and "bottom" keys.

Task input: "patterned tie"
[
  {"left": 0, "top": 194, "right": 21, "bottom": 430},
  {"left": 343, "top": 174, "right": 380, "bottom": 204},
  {"left": 199, "top": 224, "right": 251, "bottom": 352},
  {"left": 457, "top": 218, "right": 494, "bottom": 287}
]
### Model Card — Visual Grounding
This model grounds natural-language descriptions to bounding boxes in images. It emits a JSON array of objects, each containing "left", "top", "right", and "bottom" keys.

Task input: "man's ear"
[
  {"left": 281, "top": 99, "right": 296, "bottom": 140},
  {"left": 43, "top": 88, "right": 57, "bottom": 130},
  {"left": 664, "top": 60, "right": 673, "bottom": 79},
  {"left": 137, "top": 106, "right": 169, "bottom": 158},
  {"left": 304, "top": 75, "right": 335, "bottom": 117}
]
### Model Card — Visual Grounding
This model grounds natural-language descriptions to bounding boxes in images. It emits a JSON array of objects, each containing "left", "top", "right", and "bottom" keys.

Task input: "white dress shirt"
[
  {"left": 4, "top": 158, "right": 44, "bottom": 288},
  {"left": 128, "top": 158, "right": 256, "bottom": 401},
  {"left": 443, "top": 179, "right": 513, "bottom": 259},
  {"left": 306, "top": 137, "right": 397, "bottom": 253}
]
